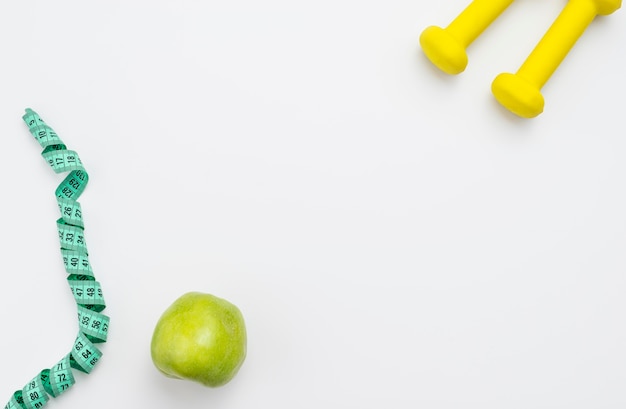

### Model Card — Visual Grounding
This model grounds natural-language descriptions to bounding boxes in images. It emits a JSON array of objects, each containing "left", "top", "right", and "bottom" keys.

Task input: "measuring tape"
[{"left": 4, "top": 109, "right": 109, "bottom": 409}]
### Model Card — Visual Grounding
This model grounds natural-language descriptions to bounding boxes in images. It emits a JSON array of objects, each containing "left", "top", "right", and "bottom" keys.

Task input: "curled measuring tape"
[{"left": 4, "top": 109, "right": 109, "bottom": 409}]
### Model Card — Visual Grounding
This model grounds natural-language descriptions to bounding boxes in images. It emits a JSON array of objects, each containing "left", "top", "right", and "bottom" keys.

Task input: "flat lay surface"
[{"left": 1, "top": 1, "right": 625, "bottom": 408}]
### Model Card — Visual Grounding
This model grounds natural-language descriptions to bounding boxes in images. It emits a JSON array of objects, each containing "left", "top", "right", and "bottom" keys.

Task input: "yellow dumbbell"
[
  {"left": 420, "top": 0, "right": 515, "bottom": 75},
  {"left": 492, "top": 0, "right": 622, "bottom": 118}
]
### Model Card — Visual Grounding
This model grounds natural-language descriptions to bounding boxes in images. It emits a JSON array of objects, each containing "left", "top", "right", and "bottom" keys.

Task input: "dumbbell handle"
[
  {"left": 447, "top": 0, "right": 515, "bottom": 48},
  {"left": 518, "top": 0, "right": 598, "bottom": 89},
  {"left": 492, "top": 0, "right": 621, "bottom": 118}
]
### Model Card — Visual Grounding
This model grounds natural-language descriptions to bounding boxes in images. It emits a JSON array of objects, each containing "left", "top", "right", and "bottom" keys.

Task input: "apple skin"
[{"left": 150, "top": 292, "right": 247, "bottom": 387}]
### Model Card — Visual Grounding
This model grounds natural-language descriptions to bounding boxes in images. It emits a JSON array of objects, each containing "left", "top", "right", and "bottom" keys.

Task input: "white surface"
[{"left": 1, "top": 0, "right": 625, "bottom": 408}]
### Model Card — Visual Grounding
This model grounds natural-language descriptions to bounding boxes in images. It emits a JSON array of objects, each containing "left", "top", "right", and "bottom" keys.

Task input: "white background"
[{"left": 0, "top": 0, "right": 625, "bottom": 408}]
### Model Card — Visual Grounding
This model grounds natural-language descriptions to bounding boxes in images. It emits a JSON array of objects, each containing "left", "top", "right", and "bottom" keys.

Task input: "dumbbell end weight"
[
  {"left": 419, "top": 26, "right": 468, "bottom": 75},
  {"left": 491, "top": 73, "right": 545, "bottom": 118},
  {"left": 594, "top": 0, "right": 621, "bottom": 16}
]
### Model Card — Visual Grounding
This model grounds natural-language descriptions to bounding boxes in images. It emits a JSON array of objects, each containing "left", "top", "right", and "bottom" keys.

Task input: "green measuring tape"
[{"left": 4, "top": 109, "right": 109, "bottom": 409}]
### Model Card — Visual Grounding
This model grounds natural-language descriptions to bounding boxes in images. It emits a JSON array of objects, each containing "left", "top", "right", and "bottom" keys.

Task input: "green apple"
[{"left": 150, "top": 291, "right": 247, "bottom": 387}]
